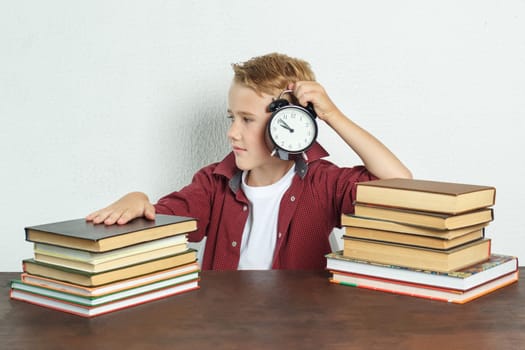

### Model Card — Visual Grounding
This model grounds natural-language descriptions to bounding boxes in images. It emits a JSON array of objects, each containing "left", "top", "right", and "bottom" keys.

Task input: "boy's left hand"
[{"left": 288, "top": 81, "right": 342, "bottom": 124}]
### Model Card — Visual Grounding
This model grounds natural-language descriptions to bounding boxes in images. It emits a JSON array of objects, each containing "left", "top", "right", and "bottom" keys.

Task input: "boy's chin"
[{"left": 233, "top": 159, "right": 250, "bottom": 171}]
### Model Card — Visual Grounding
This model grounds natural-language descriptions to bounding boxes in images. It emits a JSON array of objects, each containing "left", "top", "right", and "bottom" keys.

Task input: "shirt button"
[
  {"left": 278, "top": 232, "right": 282, "bottom": 238},
  {"left": 231, "top": 241, "right": 237, "bottom": 247},
  {"left": 290, "top": 196, "right": 296, "bottom": 202},
  {"left": 243, "top": 205, "right": 248, "bottom": 211}
]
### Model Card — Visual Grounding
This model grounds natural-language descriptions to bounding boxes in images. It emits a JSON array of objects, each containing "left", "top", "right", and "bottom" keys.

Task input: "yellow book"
[
  {"left": 344, "top": 226, "right": 484, "bottom": 250},
  {"left": 354, "top": 204, "right": 493, "bottom": 230},
  {"left": 343, "top": 238, "right": 491, "bottom": 272},
  {"left": 23, "top": 249, "right": 197, "bottom": 287},
  {"left": 356, "top": 178, "right": 495, "bottom": 214}
]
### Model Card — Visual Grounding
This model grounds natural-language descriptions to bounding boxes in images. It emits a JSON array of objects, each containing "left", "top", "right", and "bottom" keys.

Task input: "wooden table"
[{"left": 1, "top": 269, "right": 523, "bottom": 350}]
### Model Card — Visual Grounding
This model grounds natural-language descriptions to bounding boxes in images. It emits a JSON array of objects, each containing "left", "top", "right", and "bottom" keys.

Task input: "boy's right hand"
[{"left": 85, "top": 192, "right": 156, "bottom": 225}]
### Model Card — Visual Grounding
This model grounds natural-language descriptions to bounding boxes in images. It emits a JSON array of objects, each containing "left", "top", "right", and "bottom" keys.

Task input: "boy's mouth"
[{"left": 233, "top": 145, "right": 246, "bottom": 152}]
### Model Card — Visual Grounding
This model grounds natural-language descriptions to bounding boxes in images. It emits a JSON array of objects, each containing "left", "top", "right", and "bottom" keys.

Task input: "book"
[
  {"left": 326, "top": 251, "right": 518, "bottom": 291},
  {"left": 23, "top": 249, "right": 197, "bottom": 286},
  {"left": 10, "top": 280, "right": 200, "bottom": 317},
  {"left": 33, "top": 234, "right": 187, "bottom": 263},
  {"left": 20, "top": 262, "right": 200, "bottom": 297},
  {"left": 25, "top": 214, "right": 197, "bottom": 252},
  {"left": 355, "top": 178, "right": 496, "bottom": 214},
  {"left": 329, "top": 270, "right": 518, "bottom": 304},
  {"left": 343, "top": 237, "right": 491, "bottom": 272},
  {"left": 354, "top": 204, "right": 493, "bottom": 230},
  {"left": 11, "top": 271, "right": 199, "bottom": 307},
  {"left": 34, "top": 243, "right": 189, "bottom": 273},
  {"left": 343, "top": 226, "right": 484, "bottom": 250},
  {"left": 341, "top": 214, "right": 488, "bottom": 240}
]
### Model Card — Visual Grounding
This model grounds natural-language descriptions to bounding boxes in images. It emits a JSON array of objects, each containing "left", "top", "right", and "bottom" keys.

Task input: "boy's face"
[{"left": 227, "top": 82, "right": 278, "bottom": 171}]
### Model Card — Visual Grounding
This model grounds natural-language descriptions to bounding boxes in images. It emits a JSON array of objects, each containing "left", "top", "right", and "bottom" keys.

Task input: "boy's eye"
[{"left": 227, "top": 115, "right": 253, "bottom": 123}]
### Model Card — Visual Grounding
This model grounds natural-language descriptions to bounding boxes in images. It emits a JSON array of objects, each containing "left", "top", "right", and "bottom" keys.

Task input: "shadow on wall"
[
  {"left": 154, "top": 86, "right": 230, "bottom": 192},
  {"left": 186, "top": 102, "right": 230, "bottom": 166}
]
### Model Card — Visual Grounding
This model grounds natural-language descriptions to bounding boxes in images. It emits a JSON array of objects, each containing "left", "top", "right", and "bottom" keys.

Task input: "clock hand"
[{"left": 278, "top": 119, "right": 294, "bottom": 133}]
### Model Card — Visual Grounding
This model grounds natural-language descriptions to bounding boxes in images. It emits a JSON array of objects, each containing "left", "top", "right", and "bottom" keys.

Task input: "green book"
[
  {"left": 10, "top": 275, "right": 200, "bottom": 318},
  {"left": 11, "top": 270, "right": 199, "bottom": 306}
]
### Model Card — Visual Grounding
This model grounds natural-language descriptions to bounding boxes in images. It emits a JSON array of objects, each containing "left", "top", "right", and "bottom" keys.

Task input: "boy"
[{"left": 86, "top": 53, "right": 412, "bottom": 270}]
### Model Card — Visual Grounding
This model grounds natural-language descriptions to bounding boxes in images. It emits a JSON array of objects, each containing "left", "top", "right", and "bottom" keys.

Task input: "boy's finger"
[
  {"left": 144, "top": 205, "right": 156, "bottom": 221},
  {"left": 103, "top": 210, "right": 124, "bottom": 226},
  {"left": 116, "top": 209, "right": 136, "bottom": 225}
]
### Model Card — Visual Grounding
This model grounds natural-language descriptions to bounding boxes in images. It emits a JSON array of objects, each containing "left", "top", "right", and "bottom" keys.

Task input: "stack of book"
[
  {"left": 10, "top": 214, "right": 200, "bottom": 317},
  {"left": 327, "top": 178, "right": 519, "bottom": 303}
]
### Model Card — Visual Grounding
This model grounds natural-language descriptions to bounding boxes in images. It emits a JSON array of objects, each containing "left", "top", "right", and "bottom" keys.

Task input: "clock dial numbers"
[{"left": 269, "top": 107, "right": 316, "bottom": 153}]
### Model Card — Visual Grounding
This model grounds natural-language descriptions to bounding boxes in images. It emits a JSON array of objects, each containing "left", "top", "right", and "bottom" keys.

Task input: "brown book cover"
[
  {"left": 356, "top": 178, "right": 496, "bottom": 214},
  {"left": 341, "top": 214, "right": 488, "bottom": 239},
  {"left": 343, "top": 237, "right": 491, "bottom": 272},
  {"left": 344, "top": 226, "right": 484, "bottom": 250},
  {"left": 353, "top": 204, "right": 494, "bottom": 230},
  {"left": 25, "top": 215, "right": 197, "bottom": 252}
]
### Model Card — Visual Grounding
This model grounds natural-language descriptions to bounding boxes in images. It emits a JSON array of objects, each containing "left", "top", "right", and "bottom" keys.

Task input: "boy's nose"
[{"left": 227, "top": 122, "right": 240, "bottom": 141}]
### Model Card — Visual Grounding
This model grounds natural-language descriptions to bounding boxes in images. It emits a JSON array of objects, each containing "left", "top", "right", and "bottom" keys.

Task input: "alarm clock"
[{"left": 266, "top": 90, "right": 318, "bottom": 161}]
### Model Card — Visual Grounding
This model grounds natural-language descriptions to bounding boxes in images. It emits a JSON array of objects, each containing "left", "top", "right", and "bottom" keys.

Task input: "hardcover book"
[
  {"left": 33, "top": 243, "right": 189, "bottom": 273},
  {"left": 341, "top": 214, "right": 488, "bottom": 240},
  {"left": 343, "top": 237, "right": 491, "bottom": 272},
  {"left": 20, "top": 262, "right": 200, "bottom": 297},
  {"left": 11, "top": 271, "right": 199, "bottom": 307},
  {"left": 10, "top": 280, "right": 200, "bottom": 317},
  {"left": 353, "top": 204, "right": 493, "bottom": 230},
  {"left": 23, "top": 249, "right": 197, "bottom": 286},
  {"left": 343, "top": 226, "right": 484, "bottom": 250},
  {"left": 32, "top": 234, "right": 188, "bottom": 263},
  {"left": 326, "top": 251, "right": 518, "bottom": 291},
  {"left": 330, "top": 270, "right": 518, "bottom": 304},
  {"left": 25, "top": 214, "right": 197, "bottom": 252},
  {"left": 355, "top": 178, "right": 496, "bottom": 214}
]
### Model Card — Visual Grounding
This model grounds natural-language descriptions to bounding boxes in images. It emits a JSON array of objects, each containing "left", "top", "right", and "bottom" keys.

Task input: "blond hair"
[{"left": 232, "top": 53, "right": 316, "bottom": 96}]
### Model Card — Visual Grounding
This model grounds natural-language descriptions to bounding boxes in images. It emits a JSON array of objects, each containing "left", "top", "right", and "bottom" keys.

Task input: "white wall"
[{"left": 1, "top": 1, "right": 524, "bottom": 270}]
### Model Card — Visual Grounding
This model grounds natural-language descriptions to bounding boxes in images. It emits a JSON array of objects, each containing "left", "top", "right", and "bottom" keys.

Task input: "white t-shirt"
[{"left": 238, "top": 166, "right": 295, "bottom": 270}]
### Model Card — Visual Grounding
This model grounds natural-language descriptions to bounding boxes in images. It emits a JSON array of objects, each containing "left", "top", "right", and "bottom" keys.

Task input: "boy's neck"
[{"left": 245, "top": 160, "right": 294, "bottom": 187}]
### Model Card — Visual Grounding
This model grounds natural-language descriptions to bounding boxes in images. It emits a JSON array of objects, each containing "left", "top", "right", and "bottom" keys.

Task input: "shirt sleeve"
[
  {"left": 308, "top": 160, "right": 378, "bottom": 228},
  {"left": 154, "top": 164, "right": 218, "bottom": 242}
]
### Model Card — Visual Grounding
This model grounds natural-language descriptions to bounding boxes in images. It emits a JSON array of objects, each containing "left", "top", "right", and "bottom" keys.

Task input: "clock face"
[{"left": 268, "top": 106, "right": 317, "bottom": 153}]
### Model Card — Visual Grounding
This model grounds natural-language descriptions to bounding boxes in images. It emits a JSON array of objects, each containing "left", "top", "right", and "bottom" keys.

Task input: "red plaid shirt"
[{"left": 154, "top": 143, "right": 376, "bottom": 270}]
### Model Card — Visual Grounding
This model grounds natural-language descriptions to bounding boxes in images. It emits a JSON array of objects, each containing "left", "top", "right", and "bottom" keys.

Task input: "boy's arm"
[
  {"left": 291, "top": 81, "right": 412, "bottom": 179},
  {"left": 85, "top": 191, "right": 156, "bottom": 225}
]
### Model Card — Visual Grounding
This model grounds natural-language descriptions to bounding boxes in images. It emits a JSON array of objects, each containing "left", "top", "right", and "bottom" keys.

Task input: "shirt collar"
[{"left": 214, "top": 142, "right": 329, "bottom": 193}]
